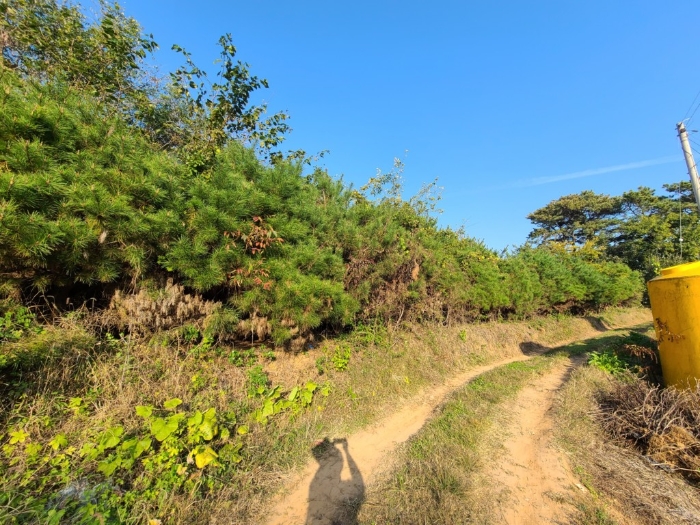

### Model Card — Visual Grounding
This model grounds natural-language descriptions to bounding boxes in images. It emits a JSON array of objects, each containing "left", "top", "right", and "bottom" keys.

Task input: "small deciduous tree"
[{"left": 0, "top": 0, "right": 297, "bottom": 174}]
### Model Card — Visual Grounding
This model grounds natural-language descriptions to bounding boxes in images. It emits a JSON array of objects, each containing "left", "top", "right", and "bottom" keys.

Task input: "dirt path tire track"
[
  {"left": 264, "top": 321, "right": 646, "bottom": 525},
  {"left": 490, "top": 359, "right": 582, "bottom": 524},
  {"left": 265, "top": 355, "right": 534, "bottom": 525}
]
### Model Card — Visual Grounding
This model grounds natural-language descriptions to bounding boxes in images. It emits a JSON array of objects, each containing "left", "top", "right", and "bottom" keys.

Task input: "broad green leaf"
[
  {"left": 49, "top": 434, "right": 68, "bottom": 451},
  {"left": 188, "top": 411, "right": 203, "bottom": 428},
  {"left": 80, "top": 442, "right": 97, "bottom": 460},
  {"left": 261, "top": 399, "right": 274, "bottom": 419},
  {"left": 97, "top": 456, "right": 121, "bottom": 476},
  {"left": 267, "top": 386, "right": 281, "bottom": 400},
  {"left": 98, "top": 427, "right": 123, "bottom": 450},
  {"left": 219, "top": 443, "right": 243, "bottom": 464},
  {"left": 199, "top": 420, "right": 217, "bottom": 441},
  {"left": 151, "top": 417, "right": 179, "bottom": 442},
  {"left": 170, "top": 413, "right": 186, "bottom": 425},
  {"left": 194, "top": 446, "right": 218, "bottom": 469},
  {"left": 46, "top": 509, "right": 66, "bottom": 525},
  {"left": 203, "top": 407, "right": 216, "bottom": 421},
  {"left": 301, "top": 390, "right": 313, "bottom": 405},
  {"left": 121, "top": 437, "right": 137, "bottom": 451},
  {"left": 305, "top": 382, "right": 317, "bottom": 392},
  {"left": 288, "top": 386, "right": 299, "bottom": 402},
  {"left": 134, "top": 437, "right": 152, "bottom": 457},
  {"left": 136, "top": 405, "right": 153, "bottom": 418},
  {"left": 25, "top": 442, "right": 42, "bottom": 457},
  {"left": 9, "top": 429, "right": 29, "bottom": 444},
  {"left": 220, "top": 427, "right": 230, "bottom": 440},
  {"left": 236, "top": 425, "right": 248, "bottom": 435},
  {"left": 163, "top": 398, "right": 182, "bottom": 411}
]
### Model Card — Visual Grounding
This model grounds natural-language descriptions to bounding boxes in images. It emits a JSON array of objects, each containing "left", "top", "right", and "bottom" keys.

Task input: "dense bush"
[
  {"left": 0, "top": 0, "right": 643, "bottom": 345},
  {"left": 0, "top": 66, "right": 643, "bottom": 342}
]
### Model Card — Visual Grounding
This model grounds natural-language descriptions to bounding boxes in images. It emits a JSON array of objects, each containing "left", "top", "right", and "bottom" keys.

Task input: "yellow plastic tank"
[{"left": 647, "top": 261, "right": 700, "bottom": 388}]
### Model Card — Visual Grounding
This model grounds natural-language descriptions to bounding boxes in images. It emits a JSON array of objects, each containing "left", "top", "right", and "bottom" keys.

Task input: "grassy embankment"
[
  {"left": 1, "top": 306, "right": 648, "bottom": 523},
  {"left": 356, "top": 312, "right": 700, "bottom": 525}
]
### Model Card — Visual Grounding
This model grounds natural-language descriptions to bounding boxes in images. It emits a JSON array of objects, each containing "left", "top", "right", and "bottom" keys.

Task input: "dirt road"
[
  {"left": 265, "top": 353, "right": 593, "bottom": 524},
  {"left": 265, "top": 355, "right": 535, "bottom": 524},
  {"left": 489, "top": 360, "right": 581, "bottom": 524}
]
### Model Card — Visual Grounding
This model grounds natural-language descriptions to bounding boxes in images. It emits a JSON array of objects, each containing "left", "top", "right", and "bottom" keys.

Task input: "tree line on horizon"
[{"left": 527, "top": 182, "right": 700, "bottom": 283}]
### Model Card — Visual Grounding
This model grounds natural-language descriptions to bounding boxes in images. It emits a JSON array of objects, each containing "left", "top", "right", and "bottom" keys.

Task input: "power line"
[
  {"left": 689, "top": 102, "right": 700, "bottom": 127},
  {"left": 684, "top": 87, "right": 700, "bottom": 122}
]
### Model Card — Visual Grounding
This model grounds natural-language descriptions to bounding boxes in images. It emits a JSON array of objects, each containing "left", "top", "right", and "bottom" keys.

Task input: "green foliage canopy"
[
  {"left": 1, "top": 0, "right": 296, "bottom": 174},
  {"left": 527, "top": 183, "right": 700, "bottom": 281}
]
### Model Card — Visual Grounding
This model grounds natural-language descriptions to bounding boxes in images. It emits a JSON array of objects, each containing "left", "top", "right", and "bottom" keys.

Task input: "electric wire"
[
  {"left": 688, "top": 102, "right": 700, "bottom": 128},
  {"left": 683, "top": 88, "right": 700, "bottom": 122}
]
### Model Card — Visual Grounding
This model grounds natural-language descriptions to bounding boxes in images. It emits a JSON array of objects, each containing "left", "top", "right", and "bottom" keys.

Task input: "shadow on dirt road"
[{"left": 306, "top": 438, "right": 364, "bottom": 525}]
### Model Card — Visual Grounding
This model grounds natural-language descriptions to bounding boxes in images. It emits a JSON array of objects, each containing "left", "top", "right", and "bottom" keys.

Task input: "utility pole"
[{"left": 676, "top": 121, "right": 700, "bottom": 213}]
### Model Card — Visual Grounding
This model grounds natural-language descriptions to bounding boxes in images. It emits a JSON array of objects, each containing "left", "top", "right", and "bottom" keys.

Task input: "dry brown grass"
[
  {"left": 554, "top": 363, "right": 700, "bottom": 524},
  {"left": 598, "top": 378, "right": 700, "bottom": 483}
]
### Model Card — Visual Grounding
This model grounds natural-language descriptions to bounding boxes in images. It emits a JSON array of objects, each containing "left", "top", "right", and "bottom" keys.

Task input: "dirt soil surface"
[
  {"left": 264, "top": 317, "right": 651, "bottom": 525},
  {"left": 489, "top": 359, "right": 582, "bottom": 524},
  {"left": 265, "top": 356, "right": 534, "bottom": 525}
]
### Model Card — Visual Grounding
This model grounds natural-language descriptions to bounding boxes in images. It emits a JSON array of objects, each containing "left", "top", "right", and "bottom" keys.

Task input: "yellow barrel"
[{"left": 647, "top": 261, "right": 700, "bottom": 388}]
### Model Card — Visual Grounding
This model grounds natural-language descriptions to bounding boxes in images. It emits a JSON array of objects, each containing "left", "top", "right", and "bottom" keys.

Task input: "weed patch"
[{"left": 553, "top": 329, "right": 700, "bottom": 524}]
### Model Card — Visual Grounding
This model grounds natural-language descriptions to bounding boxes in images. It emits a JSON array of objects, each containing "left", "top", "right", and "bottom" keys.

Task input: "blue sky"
[{"left": 114, "top": 1, "right": 700, "bottom": 250}]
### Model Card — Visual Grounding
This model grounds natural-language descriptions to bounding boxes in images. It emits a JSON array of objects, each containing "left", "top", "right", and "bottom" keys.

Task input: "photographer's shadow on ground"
[{"left": 306, "top": 437, "right": 365, "bottom": 525}]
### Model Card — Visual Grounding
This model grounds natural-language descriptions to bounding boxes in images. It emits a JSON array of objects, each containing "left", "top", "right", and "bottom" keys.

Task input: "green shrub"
[
  {"left": 0, "top": 304, "right": 38, "bottom": 342},
  {"left": 589, "top": 349, "right": 627, "bottom": 375},
  {"left": 0, "top": 7, "right": 643, "bottom": 346}
]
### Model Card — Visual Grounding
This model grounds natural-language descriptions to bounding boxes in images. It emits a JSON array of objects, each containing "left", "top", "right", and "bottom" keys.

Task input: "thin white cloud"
[{"left": 508, "top": 155, "right": 681, "bottom": 189}]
